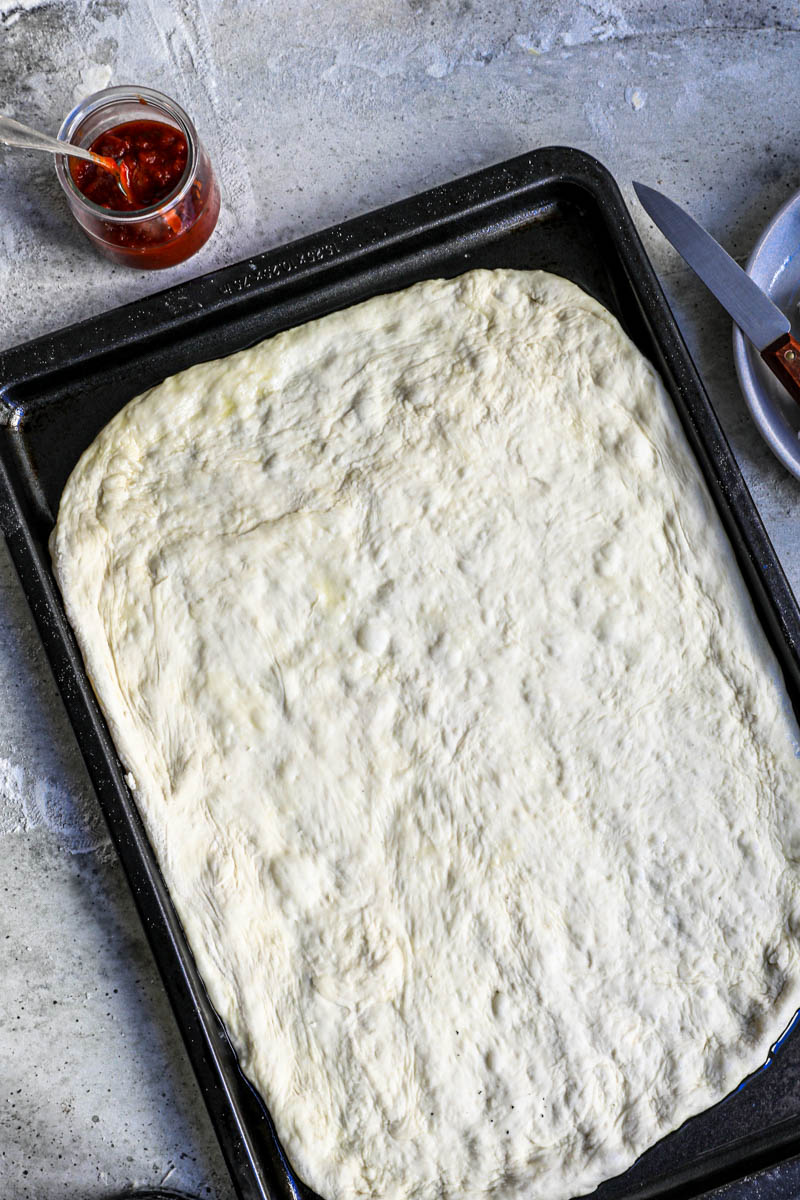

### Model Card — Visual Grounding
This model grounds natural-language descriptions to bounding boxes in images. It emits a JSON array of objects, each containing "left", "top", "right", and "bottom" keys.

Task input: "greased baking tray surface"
[{"left": 2, "top": 147, "right": 800, "bottom": 1200}]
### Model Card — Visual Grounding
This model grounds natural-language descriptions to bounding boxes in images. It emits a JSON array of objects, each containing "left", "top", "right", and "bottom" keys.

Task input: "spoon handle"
[{"left": 0, "top": 116, "right": 99, "bottom": 164}]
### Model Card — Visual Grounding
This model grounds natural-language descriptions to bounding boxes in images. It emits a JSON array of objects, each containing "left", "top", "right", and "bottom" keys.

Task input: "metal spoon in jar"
[{"left": 0, "top": 115, "right": 134, "bottom": 200}]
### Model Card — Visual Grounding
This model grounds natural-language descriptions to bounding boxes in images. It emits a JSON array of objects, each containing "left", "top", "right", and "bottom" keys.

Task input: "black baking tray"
[{"left": 2, "top": 146, "right": 800, "bottom": 1200}]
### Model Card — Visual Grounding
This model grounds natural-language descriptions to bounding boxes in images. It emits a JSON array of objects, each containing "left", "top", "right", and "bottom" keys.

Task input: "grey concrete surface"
[{"left": 2, "top": 2, "right": 800, "bottom": 1197}]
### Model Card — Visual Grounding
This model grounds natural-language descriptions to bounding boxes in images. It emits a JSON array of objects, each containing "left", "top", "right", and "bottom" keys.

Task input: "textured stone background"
[{"left": 2, "top": 2, "right": 800, "bottom": 1197}]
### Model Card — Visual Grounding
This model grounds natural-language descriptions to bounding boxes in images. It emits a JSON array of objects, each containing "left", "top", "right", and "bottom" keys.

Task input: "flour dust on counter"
[{"left": 50, "top": 269, "right": 800, "bottom": 1200}]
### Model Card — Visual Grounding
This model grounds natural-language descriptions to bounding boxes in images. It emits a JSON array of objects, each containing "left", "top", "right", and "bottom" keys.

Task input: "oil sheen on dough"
[{"left": 51, "top": 270, "right": 800, "bottom": 1200}]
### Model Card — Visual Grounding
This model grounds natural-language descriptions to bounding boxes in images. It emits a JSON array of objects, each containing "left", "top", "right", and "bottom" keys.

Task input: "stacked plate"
[{"left": 734, "top": 189, "right": 800, "bottom": 479}]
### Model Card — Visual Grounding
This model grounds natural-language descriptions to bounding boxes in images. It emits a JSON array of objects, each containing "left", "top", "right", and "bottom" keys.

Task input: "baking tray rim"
[{"left": 2, "top": 144, "right": 800, "bottom": 1200}]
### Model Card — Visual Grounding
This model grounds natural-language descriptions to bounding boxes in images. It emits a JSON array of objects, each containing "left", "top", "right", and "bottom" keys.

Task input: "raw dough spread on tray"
[{"left": 52, "top": 269, "right": 800, "bottom": 1200}]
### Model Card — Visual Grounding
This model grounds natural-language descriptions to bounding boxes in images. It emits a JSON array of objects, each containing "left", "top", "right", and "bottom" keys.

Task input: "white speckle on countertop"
[
  {"left": 0, "top": 755, "right": 28, "bottom": 836},
  {"left": 0, "top": 0, "right": 47, "bottom": 25},
  {"left": 0, "top": 752, "right": 110, "bottom": 853},
  {"left": 625, "top": 84, "right": 647, "bottom": 110},
  {"left": 72, "top": 63, "right": 113, "bottom": 104},
  {"left": 516, "top": 0, "right": 632, "bottom": 55},
  {"left": 426, "top": 45, "right": 452, "bottom": 79}
]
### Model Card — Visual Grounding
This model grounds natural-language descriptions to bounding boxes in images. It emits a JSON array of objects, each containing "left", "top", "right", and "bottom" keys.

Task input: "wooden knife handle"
[{"left": 762, "top": 332, "right": 800, "bottom": 406}]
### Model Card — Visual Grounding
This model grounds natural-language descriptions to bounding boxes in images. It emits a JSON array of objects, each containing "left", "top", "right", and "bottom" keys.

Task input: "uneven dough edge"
[{"left": 51, "top": 269, "right": 800, "bottom": 1200}]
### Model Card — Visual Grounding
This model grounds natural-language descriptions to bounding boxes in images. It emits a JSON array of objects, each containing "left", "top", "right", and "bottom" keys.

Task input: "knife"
[{"left": 632, "top": 181, "right": 800, "bottom": 406}]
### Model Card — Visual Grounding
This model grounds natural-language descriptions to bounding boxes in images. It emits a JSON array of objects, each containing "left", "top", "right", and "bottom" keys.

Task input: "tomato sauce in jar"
[
  {"left": 58, "top": 89, "right": 220, "bottom": 270},
  {"left": 71, "top": 120, "right": 189, "bottom": 211}
]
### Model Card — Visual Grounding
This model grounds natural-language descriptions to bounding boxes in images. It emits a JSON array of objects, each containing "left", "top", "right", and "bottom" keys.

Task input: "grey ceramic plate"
[{"left": 733, "top": 189, "right": 800, "bottom": 480}]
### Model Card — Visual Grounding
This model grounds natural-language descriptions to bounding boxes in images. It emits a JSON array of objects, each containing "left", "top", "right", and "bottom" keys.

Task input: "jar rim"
[{"left": 55, "top": 85, "right": 199, "bottom": 224}]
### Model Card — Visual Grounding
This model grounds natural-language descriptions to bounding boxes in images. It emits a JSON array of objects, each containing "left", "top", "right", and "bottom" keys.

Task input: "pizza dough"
[{"left": 51, "top": 269, "right": 800, "bottom": 1200}]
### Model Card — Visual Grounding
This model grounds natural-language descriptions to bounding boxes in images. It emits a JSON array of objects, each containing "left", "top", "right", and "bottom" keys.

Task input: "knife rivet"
[{"left": 786, "top": 349, "right": 796, "bottom": 362}]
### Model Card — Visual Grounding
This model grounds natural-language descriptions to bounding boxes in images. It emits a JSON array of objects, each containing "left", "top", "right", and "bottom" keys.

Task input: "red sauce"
[
  {"left": 71, "top": 120, "right": 188, "bottom": 211},
  {"left": 68, "top": 117, "right": 219, "bottom": 269}
]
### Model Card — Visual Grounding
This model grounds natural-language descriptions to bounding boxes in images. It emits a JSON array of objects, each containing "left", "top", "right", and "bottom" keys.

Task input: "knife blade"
[{"left": 632, "top": 180, "right": 800, "bottom": 407}]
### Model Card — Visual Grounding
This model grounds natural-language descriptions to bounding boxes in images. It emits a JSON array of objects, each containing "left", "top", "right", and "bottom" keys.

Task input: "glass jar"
[{"left": 55, "top": 85, "right": 220, "bottom": 270}]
